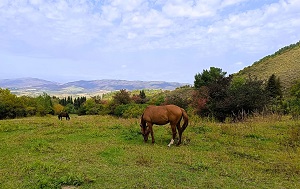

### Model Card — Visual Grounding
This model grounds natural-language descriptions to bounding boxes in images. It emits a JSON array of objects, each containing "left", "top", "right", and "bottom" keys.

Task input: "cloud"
[
  {"left": 162, "top": 0, "right": 217, "bottom": 18},
  {"left": 201, "top": 0, "right": 300, "bottom": 53},
  {"left": 221, "top": 0, "right": 247, "bottom": 7},
  {"left": 0, "top": 0, "right": 299, "bottom": 58}
]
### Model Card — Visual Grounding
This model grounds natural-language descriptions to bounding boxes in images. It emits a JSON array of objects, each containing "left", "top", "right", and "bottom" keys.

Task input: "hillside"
[
  {"left": 0, "top": 78, "right": 58, "bottom": 89},
  {"left": 235, "top": 41, "right": 300, "bottom": 95},
  {"left": 0, "top": 78, "right": 189, "bottom": 97}
]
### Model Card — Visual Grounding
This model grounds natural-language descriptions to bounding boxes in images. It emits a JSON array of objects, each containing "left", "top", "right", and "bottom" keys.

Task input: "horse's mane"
[{"left": 140, "top": 113, "right": 146, "bottom": 127}]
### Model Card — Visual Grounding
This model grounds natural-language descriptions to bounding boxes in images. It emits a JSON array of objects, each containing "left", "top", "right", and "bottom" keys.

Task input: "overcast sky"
[{"left": 1, "top": 0, "right": 300, "bottom": 84}]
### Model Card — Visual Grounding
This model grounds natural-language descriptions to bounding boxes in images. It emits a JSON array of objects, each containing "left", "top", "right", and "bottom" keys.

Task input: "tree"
[
  {"left": 228, "top": 76, "right": 268, "bottom": 120},
  {"left": 132, "top": 90, "right": 148, "bottom": 104},
  {"left": 194, "top": 67, "right": 227, "bottom": 89},
  {"left": 74, "top": 96, "right": 86, "bottom": 110},
  {"left": 138, "top": 90, "right": 148, "bottom": 104},
  {"left": 112, "top": 89, "right": 131, "bottom": 105},
  {"left": 19, "top": 96, "right": 37, "bottom": 116},
  {"left": 289, "top": 79, "right": 300, "bottom": 118},
  {"left": 65, "top": 103, "right": 75, "bottom": 114},
  {"left": 36, "top": 93, "right": 53, "bottom": 116},
  {"left": 53, "top": 104, "right": 64, "bottom": 115},
  {"left": 205, "top": 75, "right": 232, "bottom": 122},
  {"left": 193, "top": 67, "right": 229, "bottom": 121},
  {"left": 83, "top": 99, "right": 101, "bottom": 115},
  {"left": 193, "top": 69, "right": 270, "bottom": 121},
  {"left": 67, "top": 96, "right": 73, "bottom": 104},
  {"left": 0, "top": 88, "right": 22, "bottom": 119},
  {"left": 264, "top": 74, "right": 283, "bottom": 113},
  {"left": 108, "top": 89, "right": 132, "bottom": 115},
  {"left": 266, "top": 74, "right": 282, "bottom": 99},
  {"left": 191, "top": 86, "right": 210, "bottom": 116}
]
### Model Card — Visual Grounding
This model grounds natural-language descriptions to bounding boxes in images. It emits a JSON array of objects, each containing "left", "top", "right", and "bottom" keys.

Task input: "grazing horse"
[
  {"left": 58, "top": 112, "right": 70, "bottom": 120},
  {"left": 140, "top": 104, "right": 188, "bottom": 147}
]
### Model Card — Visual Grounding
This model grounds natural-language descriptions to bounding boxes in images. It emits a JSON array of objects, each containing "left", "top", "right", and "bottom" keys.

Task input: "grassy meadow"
[{"left": 1, "top": 114, "right": 300, "bottom": 188}]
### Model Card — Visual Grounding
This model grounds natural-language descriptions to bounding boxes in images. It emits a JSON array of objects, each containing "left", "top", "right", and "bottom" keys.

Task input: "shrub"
[
  {"left": 53, "top": 104, "right": 64, "bottom": 115},
  {"left": 114, "top": 104, "right": 148, "bottom": 118},
  {"left": 164, "top": 87, "right": 193, "bottom": 109}
]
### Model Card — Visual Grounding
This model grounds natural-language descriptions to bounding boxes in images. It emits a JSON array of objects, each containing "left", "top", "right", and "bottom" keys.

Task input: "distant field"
[
  {"left": 1, "top": 115, "right": 300, "bottom": 188},
  {"left": 10, "top": 89, "right": 111, "bottom": 98}
]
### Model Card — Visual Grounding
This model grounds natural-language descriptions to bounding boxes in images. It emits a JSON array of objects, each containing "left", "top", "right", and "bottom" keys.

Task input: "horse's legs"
[
  {"left": 176, "top": 119, "right": 182, "bottom": 145},
  {"left": 147, "top": 123, "right": 155, "bottom": 144},
  {"left": 168, "top": 139, "right": 174, "bottom": 147},
  {"left": 176, "top": 121, "right": 182, "bottom": 145},
  {"left": 168, "top": 124, "right": 177, "bottom": 147}
]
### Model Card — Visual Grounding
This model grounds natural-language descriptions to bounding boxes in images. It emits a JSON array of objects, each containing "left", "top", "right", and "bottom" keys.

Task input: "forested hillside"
[{"left": 236, "top": 41, "right": 300, "bottom": 95}]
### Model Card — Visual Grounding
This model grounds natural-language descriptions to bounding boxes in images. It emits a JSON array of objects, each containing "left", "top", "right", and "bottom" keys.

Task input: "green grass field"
[{"left": 1, "top": 115, "right": 300, "bottom": 188}]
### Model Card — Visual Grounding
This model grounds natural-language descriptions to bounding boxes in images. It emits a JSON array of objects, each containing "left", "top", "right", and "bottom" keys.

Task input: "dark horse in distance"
[
  {"left": 58, "top": 112, "right": 70, "bottom": 120},
  {"left": 140, "top": 105, "right": 188, "bottom": 147}
]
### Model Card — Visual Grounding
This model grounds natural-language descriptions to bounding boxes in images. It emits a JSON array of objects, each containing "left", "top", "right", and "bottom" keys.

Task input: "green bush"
[{"left": 114, "top": 104, "right": 148, "bottom": 118}]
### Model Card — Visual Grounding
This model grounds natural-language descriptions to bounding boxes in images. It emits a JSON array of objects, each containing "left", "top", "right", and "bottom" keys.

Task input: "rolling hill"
[
  {"left": 235, "top": 41, "right": 300, "bottom": 95},
  {"left": 0, "top": 78, "right": 189, "bottom": 97}
]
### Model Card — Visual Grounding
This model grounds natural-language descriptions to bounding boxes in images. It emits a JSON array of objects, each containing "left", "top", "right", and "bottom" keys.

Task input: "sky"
[{"left": 1, "top": 0, "right": 300, "bottom": 84}]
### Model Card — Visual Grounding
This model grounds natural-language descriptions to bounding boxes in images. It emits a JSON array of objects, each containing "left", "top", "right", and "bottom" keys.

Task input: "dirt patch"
[{"left": 61, "top": 186, "right": 78, "bottom": 189}]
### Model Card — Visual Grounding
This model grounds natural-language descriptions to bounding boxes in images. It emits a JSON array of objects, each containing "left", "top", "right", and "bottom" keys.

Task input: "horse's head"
[{"left": 140, "top": 122, "right": 150, "bottom": 142}]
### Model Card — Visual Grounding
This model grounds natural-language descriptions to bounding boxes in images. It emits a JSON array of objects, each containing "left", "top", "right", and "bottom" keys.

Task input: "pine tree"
[
  {"left": 266, "top": 74, "right": 282, "bottom": 99},
  {"left": 139, "top": 90, "right": 146, "bottom": 99}
]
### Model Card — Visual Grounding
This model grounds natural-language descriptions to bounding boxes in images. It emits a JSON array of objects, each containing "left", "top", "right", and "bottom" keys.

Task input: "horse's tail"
[{"left": 180, "top": 108, "right": 188, "bottom": 133}]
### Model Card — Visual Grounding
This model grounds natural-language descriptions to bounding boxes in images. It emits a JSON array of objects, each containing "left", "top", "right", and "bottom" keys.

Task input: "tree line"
[{"left": 1, "top": 67, "right": 300, "bottom": 121}]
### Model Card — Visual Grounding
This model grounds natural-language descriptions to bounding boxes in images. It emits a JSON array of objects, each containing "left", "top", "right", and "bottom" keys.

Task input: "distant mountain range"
[{"left": 0, "top": 78, "right": 190, "bottom": 97}]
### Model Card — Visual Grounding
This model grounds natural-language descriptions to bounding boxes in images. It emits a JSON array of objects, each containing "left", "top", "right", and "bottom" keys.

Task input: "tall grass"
[{"left": 0, "top": 115, "right": 300, "bottom": 188}]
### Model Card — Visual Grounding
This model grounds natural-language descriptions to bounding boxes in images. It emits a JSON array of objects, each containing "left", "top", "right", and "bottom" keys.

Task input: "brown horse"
[
  {"left": 140, "top": 104, "right": 188, "bottom": 147},
  {"left": 58, "top": 112, "right": 70, "bottom": 120}
]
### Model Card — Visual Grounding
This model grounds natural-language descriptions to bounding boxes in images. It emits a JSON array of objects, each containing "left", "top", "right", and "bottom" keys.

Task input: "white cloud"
[
  {"left": 221, "top": 0, "right": 247, "bottom": 7},
  {"left": 124, "top": 9, "right": 172, "bottom": 29},
  {"left": 200, "top": 0, "right": 300, "bottom": 53},
  {"left": 29, "top": 0, "right": 43, "bottom": 6},
  {"left": 162, "top": 0, "right": 218, "bottom": 18},
  {"left": 0, "top": 0, "right": 300, "bottom": 57},
  {"left": 109, "top": 0, "right": 145, "bottom": 12},
  {"left": 101, "top": 5, "right": 121, "bottom": 22}
]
